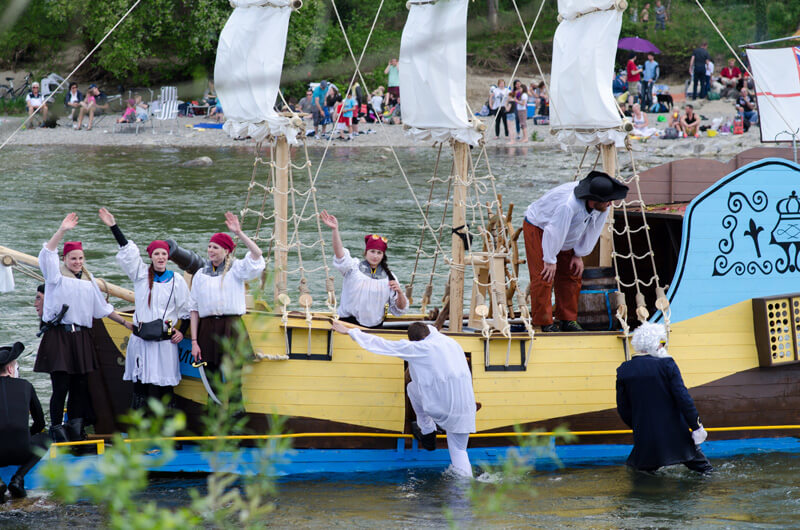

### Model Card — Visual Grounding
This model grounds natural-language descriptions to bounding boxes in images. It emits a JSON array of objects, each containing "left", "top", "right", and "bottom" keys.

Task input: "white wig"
[{"left": 631, "top": 322, "right": 669, "bottom": 357}]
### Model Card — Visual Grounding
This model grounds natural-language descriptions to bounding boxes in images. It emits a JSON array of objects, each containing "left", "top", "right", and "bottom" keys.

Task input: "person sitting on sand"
[
  {"left": 631, "top": 103, "right": 656, "bottom": 138},
  {"left": 25, "top": 82, "right": 48, "bottom": 124},
  {"left": 668, "top": 109, "right": 681, "bottom": 133},
  {"left": 680, "top": 104, "right": 700, "bottom": 137}
]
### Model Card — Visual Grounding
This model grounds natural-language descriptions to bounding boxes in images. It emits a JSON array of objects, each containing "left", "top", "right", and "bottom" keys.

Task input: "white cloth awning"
[
  {"left": 399, "top": 0, "right": 481, "bottom": 146},
  {"left": 746, "top": 47, "right": 800, "bottom": 143},
  {"left": 550, "top": 0, "right": 625, "bottom": 147},
  {"left": 214, "top": 0, "right": 299, "bottom": 144}
]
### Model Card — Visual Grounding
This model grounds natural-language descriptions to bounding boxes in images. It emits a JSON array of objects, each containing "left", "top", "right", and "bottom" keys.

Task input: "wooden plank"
[
  {"left": 244, "top": 390, "right": 404, "bottom": 407},
  {"left": 449, "top": 141, "right": 470, "bottom": 332},
  {"left": 245, "top": 360, "right": 403, "bottom": 379},
  {"left": 244, "top": 375, "right": 406, "bottom": 392}
]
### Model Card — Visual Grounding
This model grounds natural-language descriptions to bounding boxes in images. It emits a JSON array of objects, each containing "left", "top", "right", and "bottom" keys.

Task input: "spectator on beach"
[
  {"left": 311, "top": 80, "right": 329, "bottom": 137},
  {"left": 489, "top": 79, "right": 510, "bottom": 139},
  {"left": 654, "top": 0, "right": 667, "bottom": 30},
  {"left": 336, "top": 90, "right": 356, "bottom": 140},
  {"left": 626, "top": 54, "right": 642, "bottom": 104},
  {"left": 641, "top": 53, "right": 659, "bottom": 110},
  {"left": 117, "top": 99, "right": 136, "bottom": 124},
  {"left": 298, "top": 89, "right": 314, "bottom": 133},
  {"left": 533, "top": 81, "right": 549, "bottom": 117},
  {"left": 680, "top": 104, "right": 700, "bottom": 137},
  {"left": 511, "top": 79, "right": 528, "bottom": 144},
  {"left": 704, "top": 58, "right": 715, "bottom": 99},
  {"left": 689, "top": 42, "right": 710, "bottom": 100},
  {"left": 631, "top": 104, "right": 657, "bottom": 138},
  {"left": 736, "top": 87, "right": 758, "bottom": 128},
  {"left": 134, "top": 95, "right": 149, "bottom": 122},
  {"left": 720, "top": 58, "right": 742, "bottom": 98},
  {"left": 668, "top": 109, "right": 682, "bottom": 134},
  {"left": 64, "top": 82, "right": 83, "bottom": 122},
  {"left": 25, "top": 82, "right": 48, "bottom": 124},
  {"left": 76, "top": 85, "right": 109, "bottom": 131},
  {"left": 640, "top": 3, "right": 650, "bottom": 29},
  {"left": 384, "top": 58, "right": 400, "bottom": 106},
  {"left": 612, "top": 71, "right": 628, "bottom": 97}
]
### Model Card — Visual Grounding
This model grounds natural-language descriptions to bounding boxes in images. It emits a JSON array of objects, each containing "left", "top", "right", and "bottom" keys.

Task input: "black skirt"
[
  {"left": 34, "top": 326, "right": 99, "bottom": 375},
  {"left": 197, "top": 315, "right": 253, "bottom": 367}
]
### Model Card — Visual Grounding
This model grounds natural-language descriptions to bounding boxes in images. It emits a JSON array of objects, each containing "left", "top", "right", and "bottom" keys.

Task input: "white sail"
[
  {"left": 746, "top": 47, "right": 800, "bottom": 143},
  {"left": 550, "top": 0, "right": 626, "bottom": 147},
  {"left": 215, "top": 0, "right": 299, "bottom": 144},
  {"left": 399, "top": 0, "right": 481, "bottom": 145}
]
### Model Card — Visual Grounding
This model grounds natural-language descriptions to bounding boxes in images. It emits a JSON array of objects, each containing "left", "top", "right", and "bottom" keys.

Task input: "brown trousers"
[{"left": 523, "top": 221, "right": 582, "bottom": 325}]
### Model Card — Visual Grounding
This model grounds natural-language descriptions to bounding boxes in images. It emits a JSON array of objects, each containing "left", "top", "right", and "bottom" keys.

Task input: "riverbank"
[{"left": 0, "top": 83, "right": 766, "bottom": 159}]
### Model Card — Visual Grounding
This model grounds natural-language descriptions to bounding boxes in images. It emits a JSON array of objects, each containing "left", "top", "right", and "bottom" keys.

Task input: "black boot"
[
  {"left": 8, "top": 475, "right": 25, "bottom": 499},
  {"left": 411, "top": 421, "right": 437, "bottom": 451},
  {"left": 50, "top": 424, "right": 68, "bottom": 443},
  {"left": 0, "top": 476, "right": 6, "bottom": 502},
  {"left": 65, "top": 418, "right": 87, "bottom": 442},
  {"left": 131, "top": 385, "right": 148, "bottom": 411}
]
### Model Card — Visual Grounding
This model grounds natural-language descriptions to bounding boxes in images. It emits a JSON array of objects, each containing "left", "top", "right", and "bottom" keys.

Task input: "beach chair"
[{"left": 152, "top": 86, "right": 179, "bottom": 134}]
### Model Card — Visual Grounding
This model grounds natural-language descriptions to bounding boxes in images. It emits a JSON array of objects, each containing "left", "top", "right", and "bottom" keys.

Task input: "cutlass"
[{"left": 192, "top": 360, "right": 222, "bottom": 405}]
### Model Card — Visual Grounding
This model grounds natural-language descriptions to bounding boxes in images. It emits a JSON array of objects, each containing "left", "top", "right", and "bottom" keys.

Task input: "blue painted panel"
[
  {"left": 663, "top": 158, "right": 800, "bottom": 323},
  {"left": 7, "top": 437, "right": 800, "bottom": 489},
  {"left": 177, "top": 337, "right": 201, "bottom": 379}
]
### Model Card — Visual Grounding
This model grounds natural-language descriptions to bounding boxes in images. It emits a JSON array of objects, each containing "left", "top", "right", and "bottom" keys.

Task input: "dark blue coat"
[{"left": 616, "top": 355, "right": 701, "bottom": 470}]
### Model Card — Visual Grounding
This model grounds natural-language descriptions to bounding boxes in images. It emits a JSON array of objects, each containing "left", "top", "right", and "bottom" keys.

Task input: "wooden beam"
[
  {"left": 599, "top": 144, "right": 616, "bottom": 268},
  {"left": 449, "top": 141, "right": 470, "bottom": 332},
  {"left": 274, "top": 136, "right": 289, "bottom": 302}
]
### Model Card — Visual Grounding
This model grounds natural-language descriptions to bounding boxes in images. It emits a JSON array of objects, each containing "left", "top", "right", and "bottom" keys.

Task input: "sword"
[{"left": 192, "top": 361, "right": 222, "bottom": 406}]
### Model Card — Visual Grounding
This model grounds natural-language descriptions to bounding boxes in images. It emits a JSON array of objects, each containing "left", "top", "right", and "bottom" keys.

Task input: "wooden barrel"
[{"left": 578, "top": 267, "right": 618, "bottom": 331}]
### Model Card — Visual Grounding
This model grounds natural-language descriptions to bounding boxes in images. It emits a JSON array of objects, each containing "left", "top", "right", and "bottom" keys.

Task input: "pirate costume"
[
  {"left": 334, "top": 234, "right": 406, "bottom": 328},
  {"left": 35, "top": 241, "right": 114, "bottom": 441}
]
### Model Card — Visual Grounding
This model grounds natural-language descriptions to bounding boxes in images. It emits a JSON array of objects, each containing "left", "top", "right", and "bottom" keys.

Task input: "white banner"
[
  {"left": 746, "top": 47, "right": 800, "bottom": 143},
  {"left": 550, "top": 0, "right": 625, "bottom": 147},
  {"left": 215, "top": 0, "right": 299, "bottom": 144},
  {"left": 399, "top": 0, "right": 480, "bottom": 145}
]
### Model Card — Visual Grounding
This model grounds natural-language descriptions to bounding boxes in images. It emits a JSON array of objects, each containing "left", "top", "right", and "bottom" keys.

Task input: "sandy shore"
[{"left": 0, "top": 83, "right": 766, "bottom": 159}]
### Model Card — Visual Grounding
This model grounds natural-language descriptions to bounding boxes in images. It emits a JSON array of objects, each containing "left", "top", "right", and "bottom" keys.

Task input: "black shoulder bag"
[{"left": 133, "top": 277, "right": 175, "bottom": 341}]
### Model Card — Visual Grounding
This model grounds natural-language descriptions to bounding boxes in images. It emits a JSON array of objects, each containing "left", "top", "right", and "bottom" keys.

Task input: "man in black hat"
[
  {"left": 523, "top": 171, "right": 629, "bottom": 332},
  {"left": 0, "top": 342, "right": 49, "bottom": 500}
]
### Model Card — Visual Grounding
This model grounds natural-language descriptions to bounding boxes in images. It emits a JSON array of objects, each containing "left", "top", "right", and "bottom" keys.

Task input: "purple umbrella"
[{"left": 618, "top": 37, "right": 661, "bottom": 54}]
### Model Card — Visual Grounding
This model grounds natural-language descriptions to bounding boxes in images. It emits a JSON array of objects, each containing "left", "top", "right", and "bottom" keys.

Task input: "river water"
[{"left": 2, "top": 145, "right": 799, "bottom": 527}]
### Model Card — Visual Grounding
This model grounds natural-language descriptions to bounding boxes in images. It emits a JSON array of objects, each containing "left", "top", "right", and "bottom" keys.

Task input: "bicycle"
[{"left": 0, "top": 73, "right": 33, "bottom": 100}]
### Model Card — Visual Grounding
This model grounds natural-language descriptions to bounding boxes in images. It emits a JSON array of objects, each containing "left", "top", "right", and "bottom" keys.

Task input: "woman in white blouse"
[
  {"left": 98, "top": 208, "right": 192, "bottom": 410},
  {"left": 35, "top": 213, "right": 131, "bottom": 443},
  {"left": 189, "top": 212, "right": 265, "bottom": 375},
  {"left": 320, "top": 210, "right": 407, "bottom": 328}
]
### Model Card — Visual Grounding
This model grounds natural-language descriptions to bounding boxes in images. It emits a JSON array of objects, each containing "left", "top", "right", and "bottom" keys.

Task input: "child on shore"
[{"left": 117, "top": 99, "right": 136, "bottom": 124}]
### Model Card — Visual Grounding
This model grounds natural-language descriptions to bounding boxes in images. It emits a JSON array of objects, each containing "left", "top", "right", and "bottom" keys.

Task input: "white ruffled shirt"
[
  {"left": 38, "top": 244, "right": 114, "bottom": 327},
  {"left": 188, "top": 252, "right": 265, "bottom": 317},
  {"left": 348, "top": 326, "right": 476, "bottom": 433},
  {"left": 334, "top": 248, "right": 406, "bottom": 328},
  {"left": 524, "top": 181, "right": 609, "bottom": 264},
  {"left": 116, "top": 242, "right": 192, "bottom": 326}
]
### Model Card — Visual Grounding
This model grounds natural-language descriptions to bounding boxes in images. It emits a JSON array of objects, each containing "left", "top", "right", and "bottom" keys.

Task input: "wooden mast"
[
  {"left": 449, "top": 140, "right": 470, "bottom": 332},
  {"left": 273, "top": 136, "right": 289, "bottom": 301},
  {"left": 599, "top": 143, "right": 616, "bottom": 267}
]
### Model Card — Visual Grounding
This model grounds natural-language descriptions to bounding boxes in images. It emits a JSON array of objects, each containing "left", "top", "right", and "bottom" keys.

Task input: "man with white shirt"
[
  {"left": 25, "top": 82, "right": 48, "bottom": 123},
  {"left": 332, "top": 321, "right": 476, "bottom": 477},
  {"left": 523, "top": 171, "right": 629, "bottom": 332}
]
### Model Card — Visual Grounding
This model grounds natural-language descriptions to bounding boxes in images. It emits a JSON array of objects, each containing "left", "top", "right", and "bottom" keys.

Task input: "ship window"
[
  {"left": 483, "top": 338, "right": 530, "bottom": 372},
  {"left": 285, "top": 326, "right": 333, "bottom": 361},
  {"left": 752, "top": 296, "right": 800, "bottom": 367}
]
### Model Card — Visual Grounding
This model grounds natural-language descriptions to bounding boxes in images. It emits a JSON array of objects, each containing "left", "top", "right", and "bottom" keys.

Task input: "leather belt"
[{"left": 60, "top": 323, "right": 87, "bottom": 333}]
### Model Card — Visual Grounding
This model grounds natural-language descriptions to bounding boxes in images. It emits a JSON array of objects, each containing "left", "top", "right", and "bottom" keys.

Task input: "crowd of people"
[{"left": 485, "top": 78, "right": 548, "bottom": 144}]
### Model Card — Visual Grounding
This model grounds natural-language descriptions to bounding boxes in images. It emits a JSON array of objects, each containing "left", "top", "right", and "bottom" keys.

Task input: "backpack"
[
  {"left": 649, "top": 102, "right": 668, "bottom": 113},
  {"left": 663, "top": 127, "right": 679, "bottom": 139}
]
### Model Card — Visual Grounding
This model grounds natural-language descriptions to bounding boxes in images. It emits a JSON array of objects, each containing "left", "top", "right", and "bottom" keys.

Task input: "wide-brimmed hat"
[
  {"left": 0, "top": 342, "right": 24, "bottom": 366},
  {"left": 573, "top": 171, "right": 629, "bottom": 202}
]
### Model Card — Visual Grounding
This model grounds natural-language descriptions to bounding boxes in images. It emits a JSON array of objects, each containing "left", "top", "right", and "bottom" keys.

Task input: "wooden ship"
[{"left": 4, "top": 0, "right": 800, "bottom": 482}]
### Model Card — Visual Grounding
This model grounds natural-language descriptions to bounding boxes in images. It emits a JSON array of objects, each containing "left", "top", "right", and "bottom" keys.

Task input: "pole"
[
  {"left": 274, "top": 136, "right": 289, "bottom": 302},
  {"left": 0, "top": 245, "right": 135, "bottom": 303},
  {"left": 599, "top": 143, "right": 617, "bottom": 267},
  {"left": 449, "top": 141, "right": 469, "bottom": 332}
]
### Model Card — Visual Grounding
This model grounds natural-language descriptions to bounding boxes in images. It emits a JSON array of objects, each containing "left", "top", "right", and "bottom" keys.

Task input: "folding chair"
[{"left": 152, "top": 86, "right": 179, "bottom": 134}]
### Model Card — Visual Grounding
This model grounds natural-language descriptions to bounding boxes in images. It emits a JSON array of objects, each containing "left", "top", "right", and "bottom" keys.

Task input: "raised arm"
[
  {"left": 46, "top": 213, "right": 78, "bottom": 252},
  {"left": 225, "top": 211, "right": 262, "bottom": 260},
  {"left": 320, "top": 210, "right": 345, "bottom": 259},
  {"left": 99, "top": 207, "right": 129, "bottom": 247}
]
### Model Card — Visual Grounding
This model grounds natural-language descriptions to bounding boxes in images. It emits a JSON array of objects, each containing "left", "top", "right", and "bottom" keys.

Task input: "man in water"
[
  {"left": 0, "top": 342, "right": 50, "bottom": 499},
  {"left": 523, "top": 171, "right": 629, "bottom": 332},
  {"left": 616, "top": 322, "right": 712, "bottom": 474},
  {"left": 332, "top": 321, "right": 476, "bottom": 477}
]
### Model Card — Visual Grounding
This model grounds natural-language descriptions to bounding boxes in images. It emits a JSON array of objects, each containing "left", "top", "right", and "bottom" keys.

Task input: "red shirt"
[
  {"left": 721, "top": 66, "right": 741, "bottom": 80},
  {"left": 626, "top": 59, "right": 641, "bottom": 83}
]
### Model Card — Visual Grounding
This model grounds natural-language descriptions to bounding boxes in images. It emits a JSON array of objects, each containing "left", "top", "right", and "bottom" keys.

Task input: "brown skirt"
[
  {"left": 197, "top": 315, "right": 253, "bottom": 368},
  {"left": 34, "top": 326, "right": 99, "bottom": 375}
]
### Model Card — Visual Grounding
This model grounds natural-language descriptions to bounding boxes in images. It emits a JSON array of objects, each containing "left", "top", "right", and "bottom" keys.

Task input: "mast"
[
  {"left": 449, "top": 141, "right": 470, "bottom": 332},
  {"left": 599, "top": 144, "right": 616, "bottom": 267},
  {"left": 274, "top": 136, "right": 289, "bottom": 300}
]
